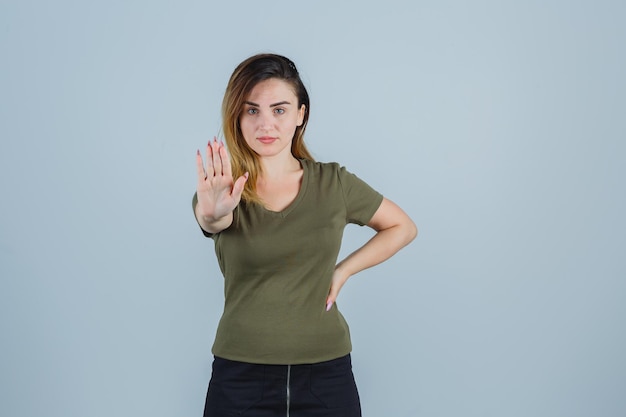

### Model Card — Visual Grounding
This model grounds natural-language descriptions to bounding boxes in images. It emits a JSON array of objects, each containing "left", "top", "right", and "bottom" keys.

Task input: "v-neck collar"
[{"left": 259, "top": 159, "right": 309, "bottom": 219}]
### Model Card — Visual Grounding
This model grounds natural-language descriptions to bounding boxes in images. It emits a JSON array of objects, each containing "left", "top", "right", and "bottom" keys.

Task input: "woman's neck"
[{"left": 259, "top": 154, "right": 301, "bottom": 181}]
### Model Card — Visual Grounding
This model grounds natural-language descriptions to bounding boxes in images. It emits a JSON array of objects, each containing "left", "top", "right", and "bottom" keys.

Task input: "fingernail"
[
  {"left": 326, "top": 301, "right": 333, "bottom": 312},
  {"left": 196, "top": 149, "right": 200, "bottom": 155}
]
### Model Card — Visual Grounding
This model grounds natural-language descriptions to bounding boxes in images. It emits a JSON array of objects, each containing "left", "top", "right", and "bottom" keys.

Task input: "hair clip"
[{"left": 287, "top": 59, "right": 298, "bottom": 72}]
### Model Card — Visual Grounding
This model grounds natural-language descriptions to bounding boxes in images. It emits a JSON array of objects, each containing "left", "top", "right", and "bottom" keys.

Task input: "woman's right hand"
[{"left": 195, "top": 138, "right": 248, "bottom": 229}]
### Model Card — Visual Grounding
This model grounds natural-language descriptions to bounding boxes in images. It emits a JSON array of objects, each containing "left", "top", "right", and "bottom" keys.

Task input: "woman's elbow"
[{"left": 404, "top": 218, "right": 418, "bottom": 244}]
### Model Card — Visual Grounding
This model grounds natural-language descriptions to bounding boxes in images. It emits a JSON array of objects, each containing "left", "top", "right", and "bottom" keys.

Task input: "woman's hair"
[{"left": 222, "top": 53, "right": 313, "bottom": 205}]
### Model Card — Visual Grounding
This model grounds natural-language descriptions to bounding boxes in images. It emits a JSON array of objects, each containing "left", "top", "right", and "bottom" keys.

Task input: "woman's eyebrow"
[
  {"left": 269, "top": 101, "right": 291, "bottom": 107},
  {"left": 244, "top": 100, "right": 291, "bottom": 107}
]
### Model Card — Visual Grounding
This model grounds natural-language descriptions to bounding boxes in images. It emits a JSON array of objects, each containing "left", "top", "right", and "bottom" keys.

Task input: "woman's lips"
[{"left": 257, "top": 136, "right": 277, "bottom": 144}]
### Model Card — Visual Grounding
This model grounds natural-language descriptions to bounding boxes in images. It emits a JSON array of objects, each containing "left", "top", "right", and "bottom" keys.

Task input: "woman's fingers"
[
  {"left": 220, "top": 142, "right": 232, "bottom": 177},
  {"left": 326, "top": 270, "right": 350, "bottom": 312},
  {"left": 211, "top": 137, "right": 223, "bottom": 176},
  {"left": 204, "top": 140, "right": 215, "bottom": 178},
  {"left": 196, "top": 149, "right": 207, "bottom": 182},
  {"left": 325, "top": 282, "right": 338, "bottom": 311},
  {"left": 325, "top": 286, "right": 338, "bottom": 311},
  {"left": 197, "top": 139, "right": 238, "bottom": 207}
]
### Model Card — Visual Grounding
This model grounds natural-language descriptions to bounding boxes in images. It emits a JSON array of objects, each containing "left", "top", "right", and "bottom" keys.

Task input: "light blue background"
[{"left": 1, "top": 1, "right": 624, "bottom": 416}]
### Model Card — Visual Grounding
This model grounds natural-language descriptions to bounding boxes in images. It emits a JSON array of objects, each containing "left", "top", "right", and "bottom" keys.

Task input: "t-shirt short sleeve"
[{"left": 337, "top": 166, "right": 384, "bottom": 226}]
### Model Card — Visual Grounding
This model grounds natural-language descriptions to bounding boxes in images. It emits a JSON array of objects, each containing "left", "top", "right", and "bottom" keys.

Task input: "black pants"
[{"left": 203, "top": 354, "right": 362, "bottom": 417}]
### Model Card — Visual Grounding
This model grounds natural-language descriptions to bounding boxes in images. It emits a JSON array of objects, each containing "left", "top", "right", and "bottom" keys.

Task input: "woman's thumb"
[{"left": 232, "top": 172, "right": 249, "bottom": 198}]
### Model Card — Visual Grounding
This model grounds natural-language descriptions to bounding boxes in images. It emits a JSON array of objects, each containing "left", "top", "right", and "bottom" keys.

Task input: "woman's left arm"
[{"left": 326, "top": 197, "right": 418, "bottom": 310}]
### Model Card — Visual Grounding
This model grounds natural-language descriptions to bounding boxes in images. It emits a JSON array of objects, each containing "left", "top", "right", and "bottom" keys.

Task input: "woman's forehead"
[{"left": 247, "top": 79, "right": 297, "bottom": 103}]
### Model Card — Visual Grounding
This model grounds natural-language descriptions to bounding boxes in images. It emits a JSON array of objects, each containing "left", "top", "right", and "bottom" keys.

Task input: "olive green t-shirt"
[{"left": 193, "top": 159, "right": 383, "bottom": 364}]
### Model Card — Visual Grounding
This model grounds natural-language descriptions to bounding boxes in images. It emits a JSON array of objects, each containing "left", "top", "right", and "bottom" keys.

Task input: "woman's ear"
[{"left": 297, "top": 104, "right": 306, "bottom": 126}]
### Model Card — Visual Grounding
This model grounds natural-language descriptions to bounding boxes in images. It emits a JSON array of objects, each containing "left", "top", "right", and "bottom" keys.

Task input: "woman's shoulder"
[
  {"left": 301, "top": 159, "right": 366, "bottom": 185},
  {"left": 300, "top": 158, "right": 343, "bottom": 174}
]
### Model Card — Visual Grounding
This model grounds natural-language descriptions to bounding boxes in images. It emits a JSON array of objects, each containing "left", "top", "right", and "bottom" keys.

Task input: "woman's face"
[{"left": 239, "top": 78, "right": 305, "bottom": 159}]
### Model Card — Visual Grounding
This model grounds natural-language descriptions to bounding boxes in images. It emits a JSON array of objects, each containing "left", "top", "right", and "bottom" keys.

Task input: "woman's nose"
[{"left": 259, "top": 112, "right": 273, "bottom": 129}]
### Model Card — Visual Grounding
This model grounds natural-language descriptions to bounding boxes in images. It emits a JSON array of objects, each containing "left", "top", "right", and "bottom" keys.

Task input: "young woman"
[{"left": 193, "top": 53, "right": 417, "bottom": 417}]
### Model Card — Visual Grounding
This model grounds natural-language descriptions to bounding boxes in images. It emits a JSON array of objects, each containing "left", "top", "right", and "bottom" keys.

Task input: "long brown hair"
[{"left": 222, "top": 53, "right": 313, "bottom": 205}]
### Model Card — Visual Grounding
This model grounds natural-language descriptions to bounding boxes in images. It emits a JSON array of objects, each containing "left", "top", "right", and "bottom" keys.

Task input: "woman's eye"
[
  {"left": 247, "top": 108, "right": 258, "bottom": 115},
  {"left": 274, "top": 108, "right": 285, "bottom": 114}
]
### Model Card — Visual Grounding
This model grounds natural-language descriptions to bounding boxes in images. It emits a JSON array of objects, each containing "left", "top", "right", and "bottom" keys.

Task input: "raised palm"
[{"left": 196, "top": 138, "right": 248, "bottom": 221}]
